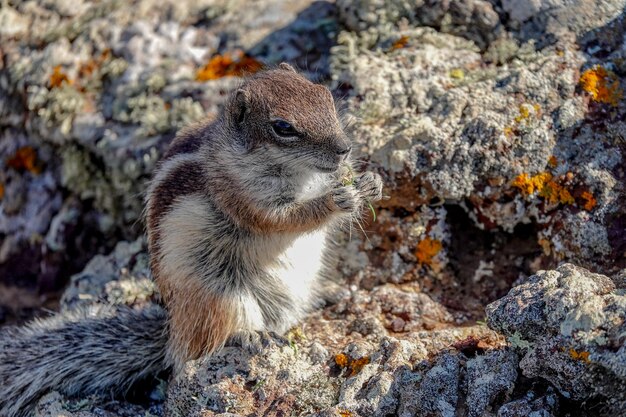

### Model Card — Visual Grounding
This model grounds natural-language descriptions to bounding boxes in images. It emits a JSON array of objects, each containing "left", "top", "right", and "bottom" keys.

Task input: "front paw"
[
  {"left": 331, "top": 185, "right": 359, "bottom": 213},
  {"left": 355, "top": 172, "right": 383, "bottom": 202}
]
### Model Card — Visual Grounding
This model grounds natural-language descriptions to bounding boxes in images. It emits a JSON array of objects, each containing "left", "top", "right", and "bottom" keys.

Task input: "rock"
[
  {"left": 331, "top": 0, "right": 626, "bottom": 282},
  {"left": 60, "top": 238, "right": 155, "bottom": 310},
  {"left": 412, "top": 353, "right": 461, "bottom": 417},
  {"left": 167, "top": 334, "right": 519, "bottom": 417},
  {"left": 487, "top": 263, "right": 626, "bottom": 413},
  {"left": 336, "top": 0, "right": 502, "bottom": 49},
  {"left": 497, "top": 388, "right": 559, "bottom": 417},
  {"left": 165, "top": 337, "right": 340, "bottom": 416},
  {"left": 465, "top": 350, "right": 518, "bottom": 417}
]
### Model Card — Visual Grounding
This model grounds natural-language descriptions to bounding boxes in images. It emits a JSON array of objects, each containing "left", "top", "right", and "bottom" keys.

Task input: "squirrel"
[{"left": 0, "top": 63, "right": 383, "bottom": 417}]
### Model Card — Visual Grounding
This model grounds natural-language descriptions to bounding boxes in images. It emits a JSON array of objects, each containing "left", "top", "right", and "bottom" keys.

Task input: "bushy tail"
[{"left": 0, "top": 303, "right": 169, "bottom": 417}]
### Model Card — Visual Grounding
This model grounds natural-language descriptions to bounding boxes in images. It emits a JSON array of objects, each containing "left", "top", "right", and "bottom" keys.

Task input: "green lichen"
[
  {"left": 508, "top": 332, "right": 532, "bottom": 350},
  {"left": 168, "top": 97, "right": 205, "bottom": 130},
  {"left": 60, "top": 145, "right": 117, "bottom": 217},
  {"left": 101, "top": 57, "right": 128, "bottom": 79},
  {"left": 483, "top": 37, "right": 520, "bottom": 65},
  {"left": 113, "top": 93, "right": 169, "bottom": 134},
  {"left": 145, "top": 72, "right": 167, "bottom": 93},
  {"left": 31, "top": 85, "right": 84, "bottom": 137}
]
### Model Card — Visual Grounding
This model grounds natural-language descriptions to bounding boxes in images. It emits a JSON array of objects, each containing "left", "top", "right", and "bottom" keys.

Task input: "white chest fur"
[{"left": 266, "top": 227, "right": 328, "bottom": 307}]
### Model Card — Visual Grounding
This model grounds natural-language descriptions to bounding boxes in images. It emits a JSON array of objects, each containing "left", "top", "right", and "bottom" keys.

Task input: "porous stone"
[{"left": 487, "top": 263, "right": 626, "bottom": 413}]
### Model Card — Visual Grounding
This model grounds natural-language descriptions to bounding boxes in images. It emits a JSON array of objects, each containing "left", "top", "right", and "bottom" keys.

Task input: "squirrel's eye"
[{"left": 271, "top": 120, "right": 298, "bottom": 137}]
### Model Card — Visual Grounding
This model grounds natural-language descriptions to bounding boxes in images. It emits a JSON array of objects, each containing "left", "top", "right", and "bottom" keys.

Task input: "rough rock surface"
[
  {"left": 487, "top": 263, "right": 626, "bottom": 414},
  {"left": 0, "top": 0, "right": 624, "bottom": 416},
  {"left": 332, "top": 0, "right": 626, "bottom": 284}
]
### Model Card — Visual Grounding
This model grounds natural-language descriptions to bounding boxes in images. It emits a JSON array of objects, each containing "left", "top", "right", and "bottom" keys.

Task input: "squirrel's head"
[{"left": 225, "top": 63, "right": 351, "bottom": 173}]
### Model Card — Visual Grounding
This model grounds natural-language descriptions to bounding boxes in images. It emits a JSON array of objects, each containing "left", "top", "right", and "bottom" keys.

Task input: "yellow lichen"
[
  {"left": 415, "top": 237, "right": 442, "bottom": 266},
  {"left": 580, "top": 65, "right": 622, "bottom": 106},
  {"left": 569, "top": 348, "right": 591, "bottom": 363},
  {"left": 558, "top": 187, "right": 575, "bottom": 205},
  {"left": 580, "top": 191, "right": 597, "bottom": 211},
  {"left": 512, "top": 172, "right": 552, "bottom": 196},
  {"left": 514, "top": 104, "right": 532, "bottom": 123},
  {"left": 49, "top": 65, "right": 71, "bottom": 88},
  {"left": 450, "top": 68, "right": 465, "bottom": 80},
  {"left": 507, "top": 103, "right": 540, "bottom": 136},
  {"left": 196, "top": 52, "right": 263, "bottom": 81}
]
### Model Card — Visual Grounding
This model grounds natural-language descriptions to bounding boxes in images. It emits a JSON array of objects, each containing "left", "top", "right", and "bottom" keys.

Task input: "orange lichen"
[
  {"left": 511, "top": 173, "right": 534, "bottom": 195},
  {"left": 580, "top": 191, "right": 597, "bottom": 211},
  {"left": 415, "top": 237, "right": 442, "bottom": 265},
  {"left": 49, "top": 66, "right": 71, "bottom": 88},
  {"left": 580, "top": 65, "right": 622, "bottom": 106},
  {"left": 78, "top": 49, "right": 112, "bottom": 79},
  {"left": 512, "top": 172, "right": 552, "bottom": 196},
  {"left": 335, "top": 353, "right": 370, "bottom": 377},
  {"left": 7, "top": 146, "right": 41, "bottom": 174},
  {"left": 569, "top": 348, "right": 590, "bottom": 363},
  {"left": 349, "top": 356, "right": 370, "bottom": 377},
  {"left": 503, "top": 126, "right": 515, "bottom": 137},
  {"left": 338, "top": 411, "right": 353, "bottom": 417},
  {"left": 513, "top": 172, "right": 578, "bottom": 206},
  {"left": 0, "top": 184, "right": 4, "bottom": 200},
  {"left": 196, "top": 53, "right": 263, "bottom": 81},
  {"left": 391, "top": 35, "right": 409, "bottom": 50},
  {"left": 78, "top": 59, "right": 97, "bottom": 78},
  {"left": 548, "top": 156, "right": 559, "bottom": 168},
  {"left": 335, "top": 353, "right": 349, "bottom": 368},
  {"left": 538, "top": 238, "right": 551, "bottom": 255},
  {"left": 538, "top": 179, "right": 574, "bottom": 205}
]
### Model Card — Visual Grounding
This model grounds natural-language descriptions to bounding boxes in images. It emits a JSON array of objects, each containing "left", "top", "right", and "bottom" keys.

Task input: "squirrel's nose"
[{"left": 336, "top": 145, "right": 351, "bottom": 156}]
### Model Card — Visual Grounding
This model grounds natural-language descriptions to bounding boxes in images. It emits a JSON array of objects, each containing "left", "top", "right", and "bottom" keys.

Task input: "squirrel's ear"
[
  {"left": 230, "top": 88, "right": 250, "bottom": 127},
  {"left": 278, "top": 62, "right": 297, "bottom": 73}
]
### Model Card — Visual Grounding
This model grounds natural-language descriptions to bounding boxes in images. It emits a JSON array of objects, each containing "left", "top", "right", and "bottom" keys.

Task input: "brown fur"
[
  {"left": 146, "top": 157, "right": 208, "bottom": 287},
  {"left": 163, "top": 121, "right": 212, "bottom": 159},
  {"left": 164, "top": 272, "right": 237, "bottom": 364}
]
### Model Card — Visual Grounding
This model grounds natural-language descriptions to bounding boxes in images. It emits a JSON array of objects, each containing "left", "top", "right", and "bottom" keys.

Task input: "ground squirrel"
[{"left": 0, "top": 64, "right": 383, "bottom": 416}]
